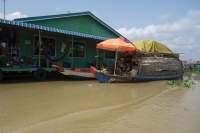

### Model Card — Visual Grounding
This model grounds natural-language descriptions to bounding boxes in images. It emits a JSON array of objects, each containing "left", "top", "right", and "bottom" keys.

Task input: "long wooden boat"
[
  {"left": 52, "top": 65, "right": 96, "bottom": 79},
  {"left": 60, "top": 69, "right": 95, "bottom": 79},
  {"left": 95, "top": 56, "right": 183, "bottom": 83}
]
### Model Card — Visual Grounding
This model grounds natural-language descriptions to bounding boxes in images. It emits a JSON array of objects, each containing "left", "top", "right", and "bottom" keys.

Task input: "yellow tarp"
[{"left": 134, "top": 40, "right": 173, "bottom": 54}]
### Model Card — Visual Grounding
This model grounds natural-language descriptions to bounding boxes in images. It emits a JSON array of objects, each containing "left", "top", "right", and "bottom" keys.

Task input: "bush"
[{"left": 167, "top": 79, "right": 194, "bottom": 88}]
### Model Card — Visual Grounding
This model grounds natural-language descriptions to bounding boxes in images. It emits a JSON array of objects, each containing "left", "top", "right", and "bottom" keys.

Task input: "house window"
[
  {"left": 105, "top": 51, "right": 115, "bottom": 59},
  {"left": 70, "top": 42, "right": 85, "bottom": 58},
  {"left": 34, "top": 37, "right": 56, "bottom": 56}
]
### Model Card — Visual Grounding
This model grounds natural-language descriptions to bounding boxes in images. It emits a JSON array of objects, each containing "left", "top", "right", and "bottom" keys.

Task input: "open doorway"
[{"left": 0, "top": 27, "right": 18, "bottom": 67}]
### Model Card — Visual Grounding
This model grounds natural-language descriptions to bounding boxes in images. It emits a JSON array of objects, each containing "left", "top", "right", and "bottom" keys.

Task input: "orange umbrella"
[
  {"left": 96, "top": 37, "right": 137, "bottom": 52},
  {"left": 96, "top": 37, "right": 137, "bottom": 75}
]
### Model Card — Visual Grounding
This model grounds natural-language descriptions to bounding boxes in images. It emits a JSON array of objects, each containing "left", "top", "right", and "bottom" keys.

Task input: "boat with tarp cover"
[{"left": 94, "top": 39, "right": 183, "bottom": 83}]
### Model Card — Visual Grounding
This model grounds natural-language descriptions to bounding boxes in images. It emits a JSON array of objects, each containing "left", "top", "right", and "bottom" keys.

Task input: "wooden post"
[
  {"left": 3, "top": 0, "right": 5, "bottom": 19},
  {"left": 96, "top": 49, "right": 99, "bottom": 68},
  {"left": 38, "top": 30, "right": 42, "bottom": 67},
  {"left": 71, "top": 36, "right": 74, "bottom": 68}
]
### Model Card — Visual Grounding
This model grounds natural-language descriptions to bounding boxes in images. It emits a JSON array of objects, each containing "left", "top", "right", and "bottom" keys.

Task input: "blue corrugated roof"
[{"left": 0, "top": 18, "right": 108, "bottom": 40}]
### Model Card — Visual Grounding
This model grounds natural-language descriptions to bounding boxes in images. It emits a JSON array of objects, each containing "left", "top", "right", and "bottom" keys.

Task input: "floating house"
[
  {"left": 0, "top": 12, "right": 122, "bottom": 80},
  {"left": 192, "top": 61, "right": 200, "bottom": 71}
]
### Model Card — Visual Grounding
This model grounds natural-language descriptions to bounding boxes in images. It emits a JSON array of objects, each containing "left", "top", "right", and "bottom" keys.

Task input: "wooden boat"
[
  {"left": 95, "top": 56, "right": 183, "bottom": 83},
  {"left": 52, "top": 65, "right": 95, "bottom": 79},
  {"left": 61, "top": 68, "right": 95, "bottom": 79}
]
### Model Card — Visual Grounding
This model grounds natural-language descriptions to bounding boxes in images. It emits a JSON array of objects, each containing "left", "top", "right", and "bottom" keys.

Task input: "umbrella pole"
[{"left": 114, "top": 48, "right": 118, "bottom": 75}]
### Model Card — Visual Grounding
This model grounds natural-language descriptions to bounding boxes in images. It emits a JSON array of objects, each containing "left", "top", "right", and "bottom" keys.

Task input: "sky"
[{"left": 0, "top": 0, "right": 200, "bottom": 60}]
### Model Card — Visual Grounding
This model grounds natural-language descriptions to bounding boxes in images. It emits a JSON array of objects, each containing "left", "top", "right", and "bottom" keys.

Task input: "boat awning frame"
[{"left": 0, "top": 19, "right": 108, "bottom": 40}]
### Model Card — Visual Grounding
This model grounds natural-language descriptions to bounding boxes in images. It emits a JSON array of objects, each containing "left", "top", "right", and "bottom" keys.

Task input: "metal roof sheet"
[
  {"left": 15, "top": 11, "right": 123, "bottom": 38},
  {"left": 0, "top": 18, "right": 108, "bottom": 40}
]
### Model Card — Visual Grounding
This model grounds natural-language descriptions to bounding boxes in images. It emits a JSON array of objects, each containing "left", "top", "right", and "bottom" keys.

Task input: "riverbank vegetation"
[
  {"left": 167, "top": 71, "right": 198, "bottom": 88},
  {"left": 167, "top": 80, "right": 194, "bottom": 88}
]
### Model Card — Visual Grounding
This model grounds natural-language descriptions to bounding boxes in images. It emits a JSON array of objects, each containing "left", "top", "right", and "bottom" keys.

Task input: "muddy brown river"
[{"left": 0, "top": 74, "right": 200, "bottom": 133}]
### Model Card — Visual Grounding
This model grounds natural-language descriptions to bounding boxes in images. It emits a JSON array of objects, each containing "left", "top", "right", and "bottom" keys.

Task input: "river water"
[{"left": 0, "top": 74, "right": 200, "bottom": 133}]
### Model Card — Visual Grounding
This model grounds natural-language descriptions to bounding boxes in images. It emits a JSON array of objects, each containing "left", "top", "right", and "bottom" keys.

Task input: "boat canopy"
[{"left": 134, "top": 40, "right": 173, "bottom": 54}]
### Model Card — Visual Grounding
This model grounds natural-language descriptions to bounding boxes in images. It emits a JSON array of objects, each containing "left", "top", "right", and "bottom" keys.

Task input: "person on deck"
[{"left": 117, "top": 58, "right": 125, "bottom": 75}]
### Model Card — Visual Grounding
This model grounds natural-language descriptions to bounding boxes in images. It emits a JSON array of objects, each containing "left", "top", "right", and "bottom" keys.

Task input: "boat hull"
[
  {"left": 95, "top": 72, "right": 182, "bottom": 83},
  {"left": 61, "top": 69, "right": 95, "bottom": 79}
]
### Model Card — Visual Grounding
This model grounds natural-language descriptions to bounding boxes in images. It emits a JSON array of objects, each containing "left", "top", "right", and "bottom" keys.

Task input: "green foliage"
[
  {"left": 167, "top": 80, "right": 177, "bottom": 85},
  {"left": 167, "top": 80, "right": 194, "bottom": 88}
]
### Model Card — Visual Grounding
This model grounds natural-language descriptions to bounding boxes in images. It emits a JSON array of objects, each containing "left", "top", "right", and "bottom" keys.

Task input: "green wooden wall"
[
  {"left": 10, "top": 24, "right": 117, "bottom": 69},
  {"left": 16, "top": 30, "right": 114, "bottom": 68},
  {"left": 18, "top": 31, "right": 33, "bottom": 58}
]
